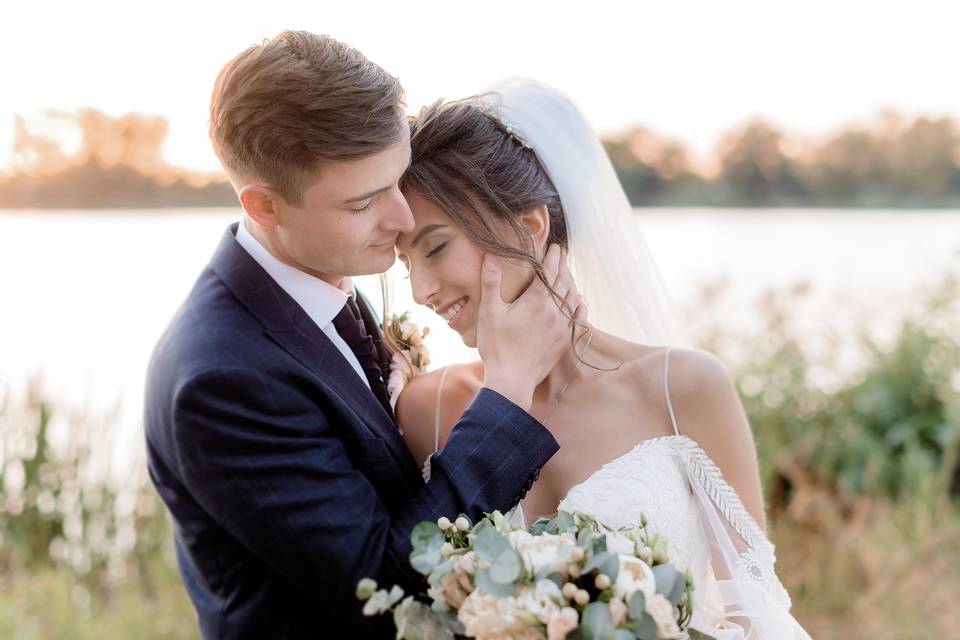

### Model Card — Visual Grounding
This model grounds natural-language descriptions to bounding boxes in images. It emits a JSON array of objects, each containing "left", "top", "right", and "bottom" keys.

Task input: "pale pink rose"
[
  {"left": 608, "top": 597, "right": 628, "bottom": 627},
  {"left": 400, "top": 322, "right": 417, "bottom": 341},
  {"left": 458, "top": 591, "right": 545, "bottom": 640},
  {"left": 442, "top": 570, "right": 470, "bottom": 608},
  {"left": 647, "top": 593, "right": 684, "bottom": 639},
  {"left": 546, "top": 607, "right": 579, "bottom": 640}
]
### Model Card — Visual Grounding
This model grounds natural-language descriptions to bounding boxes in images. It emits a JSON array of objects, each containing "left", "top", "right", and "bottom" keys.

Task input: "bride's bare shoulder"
[
  {"left": 616, "top": 342, "right": 739, "bottom": 427},
  {"left": 395, "top": 362, "right": 483, "bottom": 461}
]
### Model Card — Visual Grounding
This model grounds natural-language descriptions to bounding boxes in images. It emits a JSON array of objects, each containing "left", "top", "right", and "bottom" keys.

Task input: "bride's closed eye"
[{"left": 425, "top": 241, "right": 448, "bottom": 258}]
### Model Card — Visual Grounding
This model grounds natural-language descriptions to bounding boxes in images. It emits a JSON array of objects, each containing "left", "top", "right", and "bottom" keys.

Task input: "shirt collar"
[{"left": 235, "top": 219, "right": 353, "bottom": 329}]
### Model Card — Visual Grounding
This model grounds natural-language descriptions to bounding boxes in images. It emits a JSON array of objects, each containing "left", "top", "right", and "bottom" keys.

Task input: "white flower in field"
[
  {"left": 647, "top": 593, "right": 684, "bottom": 639},
  {"left": 604, "top": 530, "right": 635, "bottom": 556},
  {"left": 515, "top": 580, "right": 564, "bottom": 624},
  {"left": 546, "top": 606, "right": 578, "bottom": 640},
  {"left": 457, "top": 591, "right": 545, "bottom": 640},
  {"left": 612, "top": 555, "right": 656, "bottom": 602}
]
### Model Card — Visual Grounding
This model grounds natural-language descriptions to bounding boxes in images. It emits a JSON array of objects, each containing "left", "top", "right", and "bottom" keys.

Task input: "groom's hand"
[{"left": 477, "top": 243, "right": 582, "bottom": 412}]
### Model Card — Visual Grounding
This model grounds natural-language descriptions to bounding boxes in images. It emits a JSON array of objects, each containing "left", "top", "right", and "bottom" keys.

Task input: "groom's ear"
[
  {"left": 239, "top": 184, "right": 280, "bottom": 229},
  {"left": 520, "top": 205, "right": 550, "bottom": 258}
]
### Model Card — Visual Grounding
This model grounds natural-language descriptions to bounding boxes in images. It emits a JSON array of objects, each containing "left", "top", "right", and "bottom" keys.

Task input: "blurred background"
[{"left": 2, "top": 1, "right": 959, "bottom": 637}]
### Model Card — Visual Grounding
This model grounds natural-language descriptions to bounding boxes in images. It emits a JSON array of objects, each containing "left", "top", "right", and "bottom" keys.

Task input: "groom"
[{"left": 145, "top": 31, "right": 576, "bottom": 639}]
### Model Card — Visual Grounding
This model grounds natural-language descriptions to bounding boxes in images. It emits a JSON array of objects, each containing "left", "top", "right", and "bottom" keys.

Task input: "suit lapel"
[{"left": 209, "top": 223, "right": 421, "bottom": 484}]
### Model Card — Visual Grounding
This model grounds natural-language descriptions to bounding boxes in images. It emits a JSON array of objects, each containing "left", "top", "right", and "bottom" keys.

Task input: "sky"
[{"left": 2, "top": 0, "right": 958, "bottom": 174}]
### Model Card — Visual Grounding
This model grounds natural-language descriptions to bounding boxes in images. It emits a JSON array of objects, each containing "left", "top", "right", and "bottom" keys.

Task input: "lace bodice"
[{"left": 505, "top": 434, "right": 791, "bottom": 611}]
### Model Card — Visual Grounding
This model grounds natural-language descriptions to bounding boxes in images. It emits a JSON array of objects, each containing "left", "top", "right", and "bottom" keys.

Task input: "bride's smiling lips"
[{"left": 435, "top": 296, "right": 469, "bottom": 329}]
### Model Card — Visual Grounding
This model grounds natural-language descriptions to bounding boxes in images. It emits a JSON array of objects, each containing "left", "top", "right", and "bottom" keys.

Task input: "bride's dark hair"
[
  {"left": 384, "top": 97, "right": 601, "bottom": 369},
  {"left": 401, "top": 98, "right": 568, "bottom": 268}
]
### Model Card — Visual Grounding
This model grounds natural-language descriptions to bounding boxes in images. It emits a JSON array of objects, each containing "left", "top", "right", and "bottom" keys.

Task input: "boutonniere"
[{"left": 385, "top": 312, "right": 431, "bottom": 409}]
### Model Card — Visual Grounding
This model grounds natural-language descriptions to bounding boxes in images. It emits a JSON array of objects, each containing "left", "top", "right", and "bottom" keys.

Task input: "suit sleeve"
[{"left": 171, "top": 366, "right": 557, "bottom": 629}]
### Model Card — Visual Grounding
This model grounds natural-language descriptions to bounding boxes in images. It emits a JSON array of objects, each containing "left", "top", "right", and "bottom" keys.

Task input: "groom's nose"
[{"left": 380, "top": 187, "right": 415, "bottom": 233}]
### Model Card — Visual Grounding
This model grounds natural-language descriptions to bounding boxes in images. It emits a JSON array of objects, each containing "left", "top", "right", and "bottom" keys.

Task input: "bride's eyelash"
[{"left": 426, "top": 242, "right": 448, "bottom": 258}]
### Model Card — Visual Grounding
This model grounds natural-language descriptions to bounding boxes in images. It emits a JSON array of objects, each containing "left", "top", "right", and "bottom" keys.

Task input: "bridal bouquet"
[{"left": 357, "top": 510, "right": 714, "bottom": 640}]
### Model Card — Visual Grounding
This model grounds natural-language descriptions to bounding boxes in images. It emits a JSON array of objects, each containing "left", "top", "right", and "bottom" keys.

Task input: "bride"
[{"left": 391, "top": 80, "right": 810, "bottom": 639}]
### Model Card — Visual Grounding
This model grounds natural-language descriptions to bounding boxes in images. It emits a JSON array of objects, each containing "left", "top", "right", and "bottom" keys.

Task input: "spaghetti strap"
[
  {"left": 433, "top": 366, "right": 452, "bottom": 453},
  {"left": 663, "top": 348, "right": 681, "bottom": 436}
]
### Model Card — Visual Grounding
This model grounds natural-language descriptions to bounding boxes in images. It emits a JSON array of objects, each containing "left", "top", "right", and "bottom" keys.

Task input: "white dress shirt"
[{"left": 234, "top": 220, "right": 370, "bottom": 388}]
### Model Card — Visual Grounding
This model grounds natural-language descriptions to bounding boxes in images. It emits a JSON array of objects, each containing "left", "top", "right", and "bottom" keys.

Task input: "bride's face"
[{"left": 396, "top": 190, "right": 541, "bottom": 348}]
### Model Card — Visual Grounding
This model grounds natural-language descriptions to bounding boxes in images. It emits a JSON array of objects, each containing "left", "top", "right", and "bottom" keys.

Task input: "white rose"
[
  {"left": 647, "top": 593, "right": 684, "bottom": 639},
  {"left": 604, "top": 530, "right": 635, "bottom": 556},
  {"left": 612, "top": 555, "right": 657, "bottom": 602},
  {"left": 515, "top": 580, "right": 563, "bottom": 624},
  {"left": 508, "top": 530, "right": 569, "bottom": 574}
]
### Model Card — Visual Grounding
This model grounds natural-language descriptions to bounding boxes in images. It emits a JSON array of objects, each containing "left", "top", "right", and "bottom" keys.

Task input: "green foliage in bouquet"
[{"left": 358, "top": 511, "right": 714, "bottom": 640}]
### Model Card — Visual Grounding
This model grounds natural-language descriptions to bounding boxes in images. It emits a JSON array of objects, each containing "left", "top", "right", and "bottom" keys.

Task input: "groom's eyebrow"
[
  {"left": 411, "top": 224, "right": 447, "bottom": 248},
  {"left": 343, "top": 157, "right": 412, "bottom": 205},
  {"left": 343, "top": 185, "right": 390, "bottom": 205}
]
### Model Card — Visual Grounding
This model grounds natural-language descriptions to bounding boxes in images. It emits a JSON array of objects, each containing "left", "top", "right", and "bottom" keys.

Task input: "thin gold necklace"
[{"left": 541, "top": 329, "right": 594, "bottom": 425}]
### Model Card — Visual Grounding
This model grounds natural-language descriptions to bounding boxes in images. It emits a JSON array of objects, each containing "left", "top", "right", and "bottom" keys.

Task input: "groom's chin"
[{"left": 355, "top": 251, "right": 396, "bottom": 275}]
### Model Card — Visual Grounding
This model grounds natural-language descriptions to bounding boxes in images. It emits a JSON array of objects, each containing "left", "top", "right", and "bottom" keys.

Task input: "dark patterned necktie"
[{"left": 332, "top": 295, "right": 394, "bottom": 418}]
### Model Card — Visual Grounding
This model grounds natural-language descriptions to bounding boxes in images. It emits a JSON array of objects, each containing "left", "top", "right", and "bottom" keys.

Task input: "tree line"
[{"left": 2, "top": 109, "right": 958, "bottom": 209}]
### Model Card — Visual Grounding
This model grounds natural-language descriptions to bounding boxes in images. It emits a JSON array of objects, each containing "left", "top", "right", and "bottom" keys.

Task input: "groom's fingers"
[
  {"left": 540, "top": 244, "right": 562, "bottom": 288},
  {"left": 479, "top": 253, "right": 504, "bottom": 308}
]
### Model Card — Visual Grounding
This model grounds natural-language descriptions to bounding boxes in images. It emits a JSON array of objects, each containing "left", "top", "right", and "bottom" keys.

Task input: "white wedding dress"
[{"left": 422, "top": 349, "right": 811, "bottom": 639}]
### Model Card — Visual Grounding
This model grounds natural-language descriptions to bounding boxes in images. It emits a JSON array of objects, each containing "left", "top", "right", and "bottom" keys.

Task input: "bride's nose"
[{"left": 410, "top": 267, "right": 441, "bottom": 307}]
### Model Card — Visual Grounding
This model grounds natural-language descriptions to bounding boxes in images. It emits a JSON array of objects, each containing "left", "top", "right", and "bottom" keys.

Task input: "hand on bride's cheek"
[{"left": 397, "top": 191, "right": 550, "bottom": 348}]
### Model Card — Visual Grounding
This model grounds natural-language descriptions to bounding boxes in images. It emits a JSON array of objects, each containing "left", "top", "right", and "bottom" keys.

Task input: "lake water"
[{"left": 2, "top": 208, "right": 958, "bottom": 477}]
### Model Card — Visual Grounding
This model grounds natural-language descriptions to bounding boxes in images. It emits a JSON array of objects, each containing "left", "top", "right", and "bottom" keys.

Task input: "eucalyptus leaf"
[
  {"left": 631, "top": 612, "right": 657, "bottom": 640},
  {"left": 584, "top": 551, "right": 614, "bottom": 575},
  {"left": 489, "top": 548, "right": 522, "bottom": 583},
  {"left": 652, "top": 563, "right": 678, "bottom": 598},
  {"left": 579, "top": 601, "right": 615, "bottom": 640},
  {"left": 612, "top": 629, "right": 635, "bottom": 640},
  {"left": 410, "top": 522, "right": 446, "bottom": 574},
  {"left": 472, "top": 522, "right": 512, "bottom": 563},
  {"left": 393, "top": 596, "right": 455, "bottom": 640},
  {"left": 601, "top": 552, "right": 620, "bottom": 582},
  {"left": 688, "top": 629, "right": 718, "bottom": 640},
  {"left": 529, "top": 517, "right": 551, "bottom": 536},
  {"left": 627, "top": 590, "right": 646, "bottom": 620},
  {"left": 474, "top": 568, "right": 517, "bottom": 597},
  {"left": 411, "top": 521, "right": 444, "bottom": 550},
  {"left": 554, "top": 511, "right": 576, "bottom": 532}
]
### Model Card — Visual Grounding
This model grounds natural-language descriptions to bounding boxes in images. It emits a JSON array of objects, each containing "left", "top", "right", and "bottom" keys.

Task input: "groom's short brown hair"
[{"left": 209, "top": 31, "right": 404, "bottom": 205}]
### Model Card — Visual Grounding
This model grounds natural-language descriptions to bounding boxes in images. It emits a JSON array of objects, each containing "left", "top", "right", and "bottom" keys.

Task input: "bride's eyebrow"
[{"left": 410, "top": 224, "right": 448, "bottom": 248}]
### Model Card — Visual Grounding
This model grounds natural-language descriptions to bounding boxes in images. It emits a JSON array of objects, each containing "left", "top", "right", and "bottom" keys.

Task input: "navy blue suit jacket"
[{"left": 144, "top": 224, "right": 559, "bottom": 639}]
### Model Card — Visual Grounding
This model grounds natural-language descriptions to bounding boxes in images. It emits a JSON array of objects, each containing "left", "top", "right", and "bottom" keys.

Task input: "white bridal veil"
[{"left": 479, "top": 79, "right": 811, "bottom": 640}]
